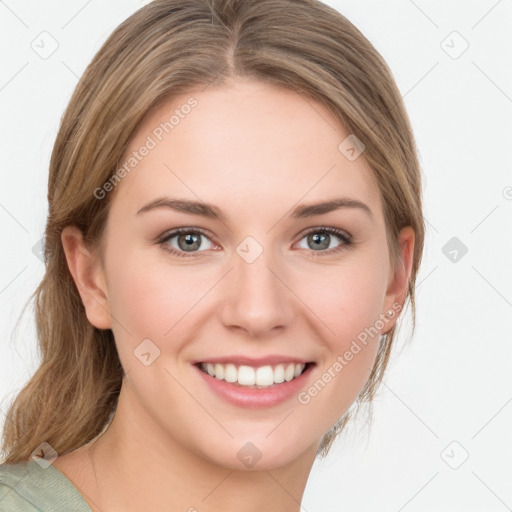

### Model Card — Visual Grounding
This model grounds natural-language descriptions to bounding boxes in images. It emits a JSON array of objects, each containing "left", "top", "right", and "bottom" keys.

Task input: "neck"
[{"left": 88, "top": 379, "right": 320, "bottom": 512}]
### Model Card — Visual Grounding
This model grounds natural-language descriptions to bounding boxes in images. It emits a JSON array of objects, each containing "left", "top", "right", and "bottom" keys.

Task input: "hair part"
[{"left": 1, "top": 0, "right": 424, "bottom": 464}]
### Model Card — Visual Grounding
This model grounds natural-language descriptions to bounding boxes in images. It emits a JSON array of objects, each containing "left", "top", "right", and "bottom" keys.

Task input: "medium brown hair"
[{"left": 1, "top": 0, "right": 424, "bottom": 464}]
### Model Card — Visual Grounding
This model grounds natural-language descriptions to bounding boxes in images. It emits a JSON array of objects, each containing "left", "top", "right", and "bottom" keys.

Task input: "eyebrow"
[{"left": 136, "top": 196, "right": 373, "bottom": 221}]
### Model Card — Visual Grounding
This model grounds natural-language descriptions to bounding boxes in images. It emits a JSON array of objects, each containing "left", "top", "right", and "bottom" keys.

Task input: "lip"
[
  {"left": 191, "top": 355, "right": 312, "bottom": 367},
  {"left": 193, "top": 362, "right": 316, "bottom": 409}
]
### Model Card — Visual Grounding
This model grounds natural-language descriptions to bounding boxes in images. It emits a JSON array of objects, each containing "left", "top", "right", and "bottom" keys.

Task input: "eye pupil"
[
  {"left": 309, "top": 233, "right": 329, "bottom": 250},
  {"left": 178, "top": 232, "right": 201, "bottom": 251}
]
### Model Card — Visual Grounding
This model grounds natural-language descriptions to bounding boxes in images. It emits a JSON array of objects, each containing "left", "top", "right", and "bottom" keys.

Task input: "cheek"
[
  {"left": 105, "top": 250, "right": 217, "bottom": 347},
  {"left": 294, "top": 266, "right": 386, "bottom": 426},
  {"left": 300, "top": 253, "right": 388, "bottom": 345},
  {"left": 294, "top": 251, "right": 388, "bottom": 405}
]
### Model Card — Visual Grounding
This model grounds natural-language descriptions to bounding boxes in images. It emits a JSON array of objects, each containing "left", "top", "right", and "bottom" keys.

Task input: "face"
[{"left": 72, "top": 77, "right": 413, "bottom": 470}]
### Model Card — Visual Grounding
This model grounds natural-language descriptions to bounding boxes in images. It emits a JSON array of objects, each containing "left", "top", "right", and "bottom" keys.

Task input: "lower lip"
[{"left": 194, "top": 363, "right": 316, "bottom": 409}]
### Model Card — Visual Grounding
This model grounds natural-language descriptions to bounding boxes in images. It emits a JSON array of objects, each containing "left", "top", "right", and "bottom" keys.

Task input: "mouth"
[{"left": 194, "top": 361, "right": 315, "bottom": 389}]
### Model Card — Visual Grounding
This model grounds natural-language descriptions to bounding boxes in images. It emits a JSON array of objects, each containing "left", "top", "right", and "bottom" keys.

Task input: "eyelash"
[{"left": 158, "top": 226, "right": 353, "bottom": 258}]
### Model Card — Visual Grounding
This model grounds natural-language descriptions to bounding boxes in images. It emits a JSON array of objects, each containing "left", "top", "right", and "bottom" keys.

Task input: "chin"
[{"left": 197, "top": 435, "right": 315, "bottom": 471}]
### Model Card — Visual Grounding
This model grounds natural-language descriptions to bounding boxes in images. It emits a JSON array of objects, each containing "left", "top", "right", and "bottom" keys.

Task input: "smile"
[{"left": 197, "top": 362, "right": 313, "bottom": 389}]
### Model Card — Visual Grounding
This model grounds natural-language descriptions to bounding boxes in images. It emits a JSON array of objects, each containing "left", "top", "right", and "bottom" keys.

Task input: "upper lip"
[{"left": 193, "top": 355, "right": 314, "bottom": 367}]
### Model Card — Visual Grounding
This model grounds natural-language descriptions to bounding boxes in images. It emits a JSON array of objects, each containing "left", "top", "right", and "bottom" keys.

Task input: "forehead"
[{"left": 113, "top": 78, "right": 382, "bottom": 221}]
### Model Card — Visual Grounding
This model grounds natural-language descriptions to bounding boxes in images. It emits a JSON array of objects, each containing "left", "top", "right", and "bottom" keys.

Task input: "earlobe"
[{"left": 61, "top": 225, "right": 112, "bottom": 330}]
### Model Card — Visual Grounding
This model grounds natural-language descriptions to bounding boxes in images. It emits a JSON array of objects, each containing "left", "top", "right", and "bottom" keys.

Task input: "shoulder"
[{"left": 0, "top": 460, "right": 91, "bottom": 511}]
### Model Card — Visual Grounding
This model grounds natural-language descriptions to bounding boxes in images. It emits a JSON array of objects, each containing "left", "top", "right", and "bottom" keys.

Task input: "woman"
[{"left": 0, "top": 0, "right": 424, "bottom": 510}]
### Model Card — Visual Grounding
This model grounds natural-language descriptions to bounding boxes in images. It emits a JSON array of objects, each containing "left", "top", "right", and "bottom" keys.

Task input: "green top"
[{"left": 0, "top": 460, "right": 91, "bottom": 511}]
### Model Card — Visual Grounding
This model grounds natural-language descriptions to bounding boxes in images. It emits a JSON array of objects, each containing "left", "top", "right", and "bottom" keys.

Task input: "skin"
[{"left": 56, "top": 76, "right": 414, "bottom": 511}]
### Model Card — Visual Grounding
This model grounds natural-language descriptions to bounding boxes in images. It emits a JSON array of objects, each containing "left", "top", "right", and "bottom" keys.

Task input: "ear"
[
  {"left": 380, "top": 226, "right": 415, "bottom": 334},
  {"left": 61, "top": 225, "right": 112, "bottom": 330}
]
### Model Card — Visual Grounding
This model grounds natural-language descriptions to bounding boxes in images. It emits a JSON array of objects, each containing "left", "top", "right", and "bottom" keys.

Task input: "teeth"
[
  {"left": 238, "top": 365, "right": 256, "bottom": 385},
  {"left": 274, "top": 364, "right": 285, "bottom": 383},
  {"left": 200, "top": 362, "right": 307, "bottom": 388},
  {"left": 256, "top": 365, "right": 273, "bottom": 386},
  {"left": 225, "top": 364, "right": 237, "bottom": 383},
  {"left": 214, "top": 363, "right": 224, "bottom": 380}
]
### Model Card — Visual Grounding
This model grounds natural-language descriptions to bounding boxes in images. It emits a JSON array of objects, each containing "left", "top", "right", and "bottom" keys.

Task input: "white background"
[{"left": 1, "top": 1, "right": 511, "bottom": 511}]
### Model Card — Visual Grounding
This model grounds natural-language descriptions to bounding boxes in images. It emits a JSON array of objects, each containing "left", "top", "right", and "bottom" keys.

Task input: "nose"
[{"left": 218, "top": 243, "right": 295, "bottom": 338}]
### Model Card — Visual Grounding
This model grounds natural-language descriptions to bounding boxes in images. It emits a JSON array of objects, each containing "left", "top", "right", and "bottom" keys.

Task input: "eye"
[
  {"left": 159, "top": 228, "right": 216, "bottom": 257},
  {"left": 158, "top": 226, "right": 353, "bottom": 258},
  {"left": 295, "top": 227, "right": 352, "bottom": 256}
]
